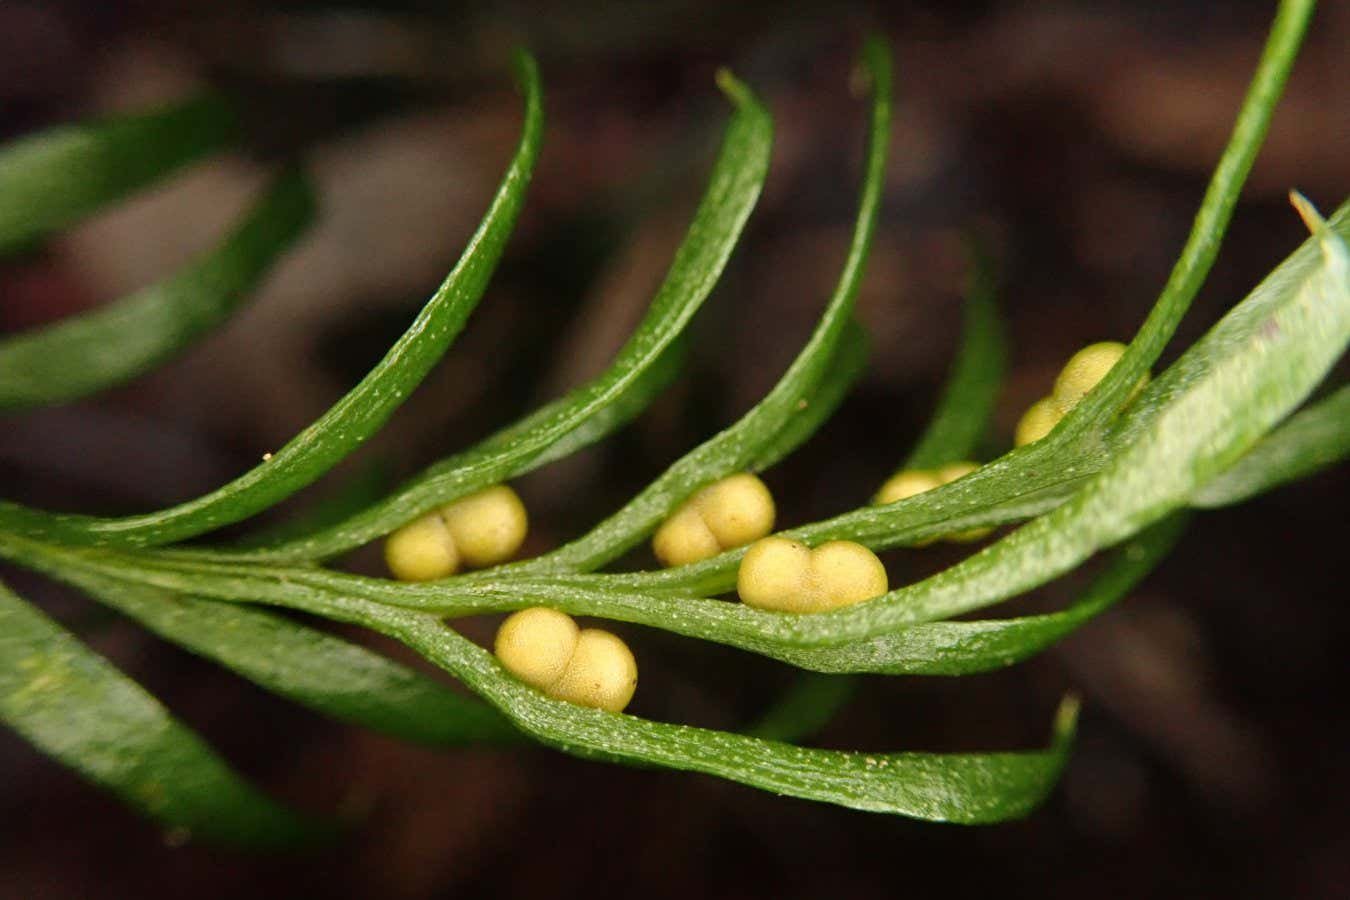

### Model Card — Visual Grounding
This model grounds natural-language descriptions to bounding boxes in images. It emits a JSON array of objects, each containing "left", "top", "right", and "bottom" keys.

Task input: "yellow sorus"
[
  {"left": 494, "top": 607, "right": 637, "bottom": 713},
  {"left": 874, "top": 461, "right": 991, "bottom": 542},
  {"left": 384, "top": 485, "right": 528, "bottom": 581},
  {"left": 652, "top": 473, "right": 775, "bottom": 567},
  {"left": 1051, "top": 341, "right": 1148, "bottom": 413},
  {"left": 737, "top": 536, "right": 888, "bottom": 614},
  {"left": 1014, "top": 397, "right": 1063, "bottom": 447}
]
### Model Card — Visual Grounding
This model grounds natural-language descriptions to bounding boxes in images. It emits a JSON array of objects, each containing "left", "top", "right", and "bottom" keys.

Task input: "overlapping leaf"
[
  {"left": 0, "top": 52, "right": 544, "bottom": 548},
  {"left": 0, "top": 95, "right": 238, "bottom": 254},
  {"left": 0, "top": 171, "right": 314, "bottom": 410},
  {"left": 0, "top": 580, "right": 320, "bottom": 846}
]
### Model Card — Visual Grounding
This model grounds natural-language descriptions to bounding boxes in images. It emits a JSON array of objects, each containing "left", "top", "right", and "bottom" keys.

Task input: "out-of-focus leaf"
[
  {"left": 200, "top": 67, "right": 774, "bottom": 564},
  {"left": 0, "top": 170, "right": 314, "bottom": 410},
  {"left": 0, "top": 95, "right": 238, "bottom": 254},
  {"left": 0, "top": 52, "right": 543, "bottom": 548},
  {"left": 0, "top": 579, "right": 321, "bottom": 846},
  {"left": 1191, "top": 383, "right": 1350, "bottom": 506},
  {"left": 56, "top": 570, "right": 518, "bottom": 746},
  {"left": 901, "top": 238, "right": 1004, "bottom": 470}
]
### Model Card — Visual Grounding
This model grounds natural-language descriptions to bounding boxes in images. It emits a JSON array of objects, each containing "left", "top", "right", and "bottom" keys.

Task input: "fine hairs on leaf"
[{"left": 0, "top": 0, "right": 1344, "bottom": 841}]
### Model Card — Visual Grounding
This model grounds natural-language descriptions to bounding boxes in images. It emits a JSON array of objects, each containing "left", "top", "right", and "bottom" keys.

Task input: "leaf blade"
[
  {"left": 0, "top": 170, "right": 315, "bottom": 410},
  {"left": 0, "top": 53, "right": 544, "bottom": 548},
  {"left": 0, "top": 579, "right": 321, "bottom": 846},
  {"left": 203, "top": 69, "right": 773, "bottom": 563},
  {"left": 0, "top": 95, "right": 238, "bottom": 254},
  {"left": 56, "top": 570, "right": 519, "bottom": 746}
]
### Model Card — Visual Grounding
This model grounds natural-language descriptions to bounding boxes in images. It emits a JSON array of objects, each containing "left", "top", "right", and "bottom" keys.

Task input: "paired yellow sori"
[
  {"left": 1013, "top": 341, "right": 1147, "bottom": 447},
  {"left": 494, "top": 607, "right": 638, "bottom": 713},
  {"left": 650, "top": 472, "right": 888, "bottom": 612},
  {"left": 652, "top": 473, "right": 775, "bottom": 567},
  {"left": 385, "top": 340, "right": 1136, "bottom": 709},
  {"left": 383, "top": 485, "right": 528, "bottom": 581},
  {"left": 873, "top": 460, "right": 992, "bottom": 543}
]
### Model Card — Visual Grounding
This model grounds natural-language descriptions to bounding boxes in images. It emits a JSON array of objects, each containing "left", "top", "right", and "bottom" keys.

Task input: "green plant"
[{"left": 0, "top": 0, "right": 1345, "bottom": 844}]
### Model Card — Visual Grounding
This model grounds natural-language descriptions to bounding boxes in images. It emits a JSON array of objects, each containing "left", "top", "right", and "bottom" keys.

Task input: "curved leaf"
[
  {"left": 0, "top": 170, "right": 315, "bottom": 410},
  {"left": 0, "top": 52, "right": 544, "bottom": 548},
  {"left": 1050, "top": 0, "right": 1316, "bottom": 444},
  {"left": 762, "top": 515, "right": 1186, "bottom": 675},
  {"left": 388, "top": 613, "right": 1079, "bottom": 822},
  {"left": 901, "top": 237, "right": 1005, "bottom": 470},
  {"left": 194, "top": 68, "right": 773, "bottom": 564},
  {"left": 55, "top": 570, "right": 518, "bottom": 746},
  {"left": 0, "top": 95, "right": 238, "bottom": 254},
  {"left": 486, "top": 36, "right": 893, "bottom": 576},
  {"left": 0, "top": 580, "right": 320, "bottom": 846},
  {"left": 1191, "top": 382, "right": 1350, "bottom": 507},
  {"left": 0, "top": 537, "right": 1078, "bottom": 821},
  {"left": 49, "top": 201, "right": 1340, "bottom": 674}
]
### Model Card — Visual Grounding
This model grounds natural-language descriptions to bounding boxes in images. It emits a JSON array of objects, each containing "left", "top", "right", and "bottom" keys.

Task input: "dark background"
[{"left": 1, "top": 1, "right": 1347, "bottom": 897}]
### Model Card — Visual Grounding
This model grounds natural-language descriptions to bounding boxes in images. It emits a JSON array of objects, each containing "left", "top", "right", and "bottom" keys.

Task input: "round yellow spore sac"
[
  {"left": 652, "top": 473, "right": 775, "bottom": 568},
  {"left": 873, "top": 469, "right": 942, "bottom": 506},
  {"left": 1051, "top": 341, "right": 1148, "bottom": 413},
  {"left": 383, "top": 485, "right": 528, "bottom": 581},
  {"left": 549, "top": 629, "right": 638, "bottom": 713},
  {"left": 934, "top": 461, "right": 992, "bottom": 542},
  {"left": 494, "top": 607, "right": 637, "bottom": 713},
  {"left": 872, "top": 469, "right": 943, "bottom": 547},
  {"left": 1013, "top": 396, "right": 1063, "bottom": 448},
  {"left": 737, "top": 536, "right": 888, "bottom": 614},
  {"left": 494, "top": 607, "right": 579, "bottom": 692}
]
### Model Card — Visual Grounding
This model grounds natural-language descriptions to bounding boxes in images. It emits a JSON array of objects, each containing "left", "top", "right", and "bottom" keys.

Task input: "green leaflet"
[
  {"left": 901, "top": 237, "right": 1005, "bottom": 471},
  {"left": 753, "top": 236, "right": 1005, "bottom": 740},
  {"left": 190, "top": 68, "right": 774, "bottom": 564},
  {"left": 0, "top": 535, "right": 1078, "bottom": 822},
  {"left": 484, "top": 36, "right": 893, "bottom": 576},
  {"left": 759, "top": 515, "right": 1187, "bottom": 675},
  {"left": 745, "top": 673, "right": 858, "bottom": 743},
  {"left": 52, "top": 199, "right": 1340, "bottom": 673},
  {"left": 0, "top": 52, "right": 544, "bottom": 548},
  {"left": 54, "top": 570, "right": 519, "bottom": 746},
  {"left": 385, "top": 614, "right": 1080, "bottom": 823},
  {"left": 1048, "top": 0, "right": 1316, "bottom": 445},
  {"left": 0, "top": 580, "right": 320, "bottom": 846},
  {"left": 0, "top": 170, "right": 315, "bottom": 410},
  {"left": 0, "top": 95, "right": 238, "bottom": 254},
  {"left": 1191, "top": 382, "right": 1350, "bottom": 507}
]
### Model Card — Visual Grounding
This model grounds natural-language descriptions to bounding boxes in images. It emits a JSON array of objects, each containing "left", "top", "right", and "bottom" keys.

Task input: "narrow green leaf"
[
  {"left": 764, "top": 515, "right": 1186, "bottom": 675},
  {"left": 489, "top": 37, "right": 893, "bottom": 576},
  {"left": 0, "top": 52, "right": 544, "bottom": 548},
  {"left": 902, "top": 237, "right": 1005, "bottom": 470},
  {"left": 388, "top": 615, "right": 1078, "bottom": 822},
  {"left": 0, "top": 580, "right": 320, "bottom": 846},
  {"left": 1052, "top": 0, "right": 1316, "bottom": 443},
  {"left": 0, "top": 95, "right": 238, "bottom": 254},
  {"left": 0, "top": 538, "right": 1078, "bottom": 821},
  {"left": 747, "top": 320, "right": 869, "bottom": 472},
  {"left": 53, "top": 569, "right": 519, "bottom": 746},
  {"left": 757, "top": 237, "right": 1002, "bottom": 740},
  {"left": 746, "top": 673, "right": 858, "bottom": 743},
  {"left": 1191, "top": 382, "right": 1350, "bottom": 507},
  {"left": 53, "top": 201, "right": 1340, "bottom": 674},
  {"left": 195, "top": 69, "right": 773, "bottom": 564},
  {"left": 0, "top": 170, "right": 314, "bottom": 410}
]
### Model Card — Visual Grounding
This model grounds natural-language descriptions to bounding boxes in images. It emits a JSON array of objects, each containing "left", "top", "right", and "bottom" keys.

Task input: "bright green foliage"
[{"left": 0, "top": 0, "right": 1343, "bottom": 840}]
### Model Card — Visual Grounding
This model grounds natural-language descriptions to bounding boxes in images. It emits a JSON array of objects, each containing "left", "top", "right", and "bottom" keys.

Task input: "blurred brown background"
[{"left": 1, "top": 1, "right": 1348, "bottom": 897}]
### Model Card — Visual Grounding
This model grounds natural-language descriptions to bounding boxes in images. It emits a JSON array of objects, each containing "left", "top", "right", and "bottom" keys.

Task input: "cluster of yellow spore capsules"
[
  {"left": 380, "top": 341, "right": 1140, "bottom": 713},
  {"left": 1012, "top": 341, "right": 1145, "bottom": 447}
]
